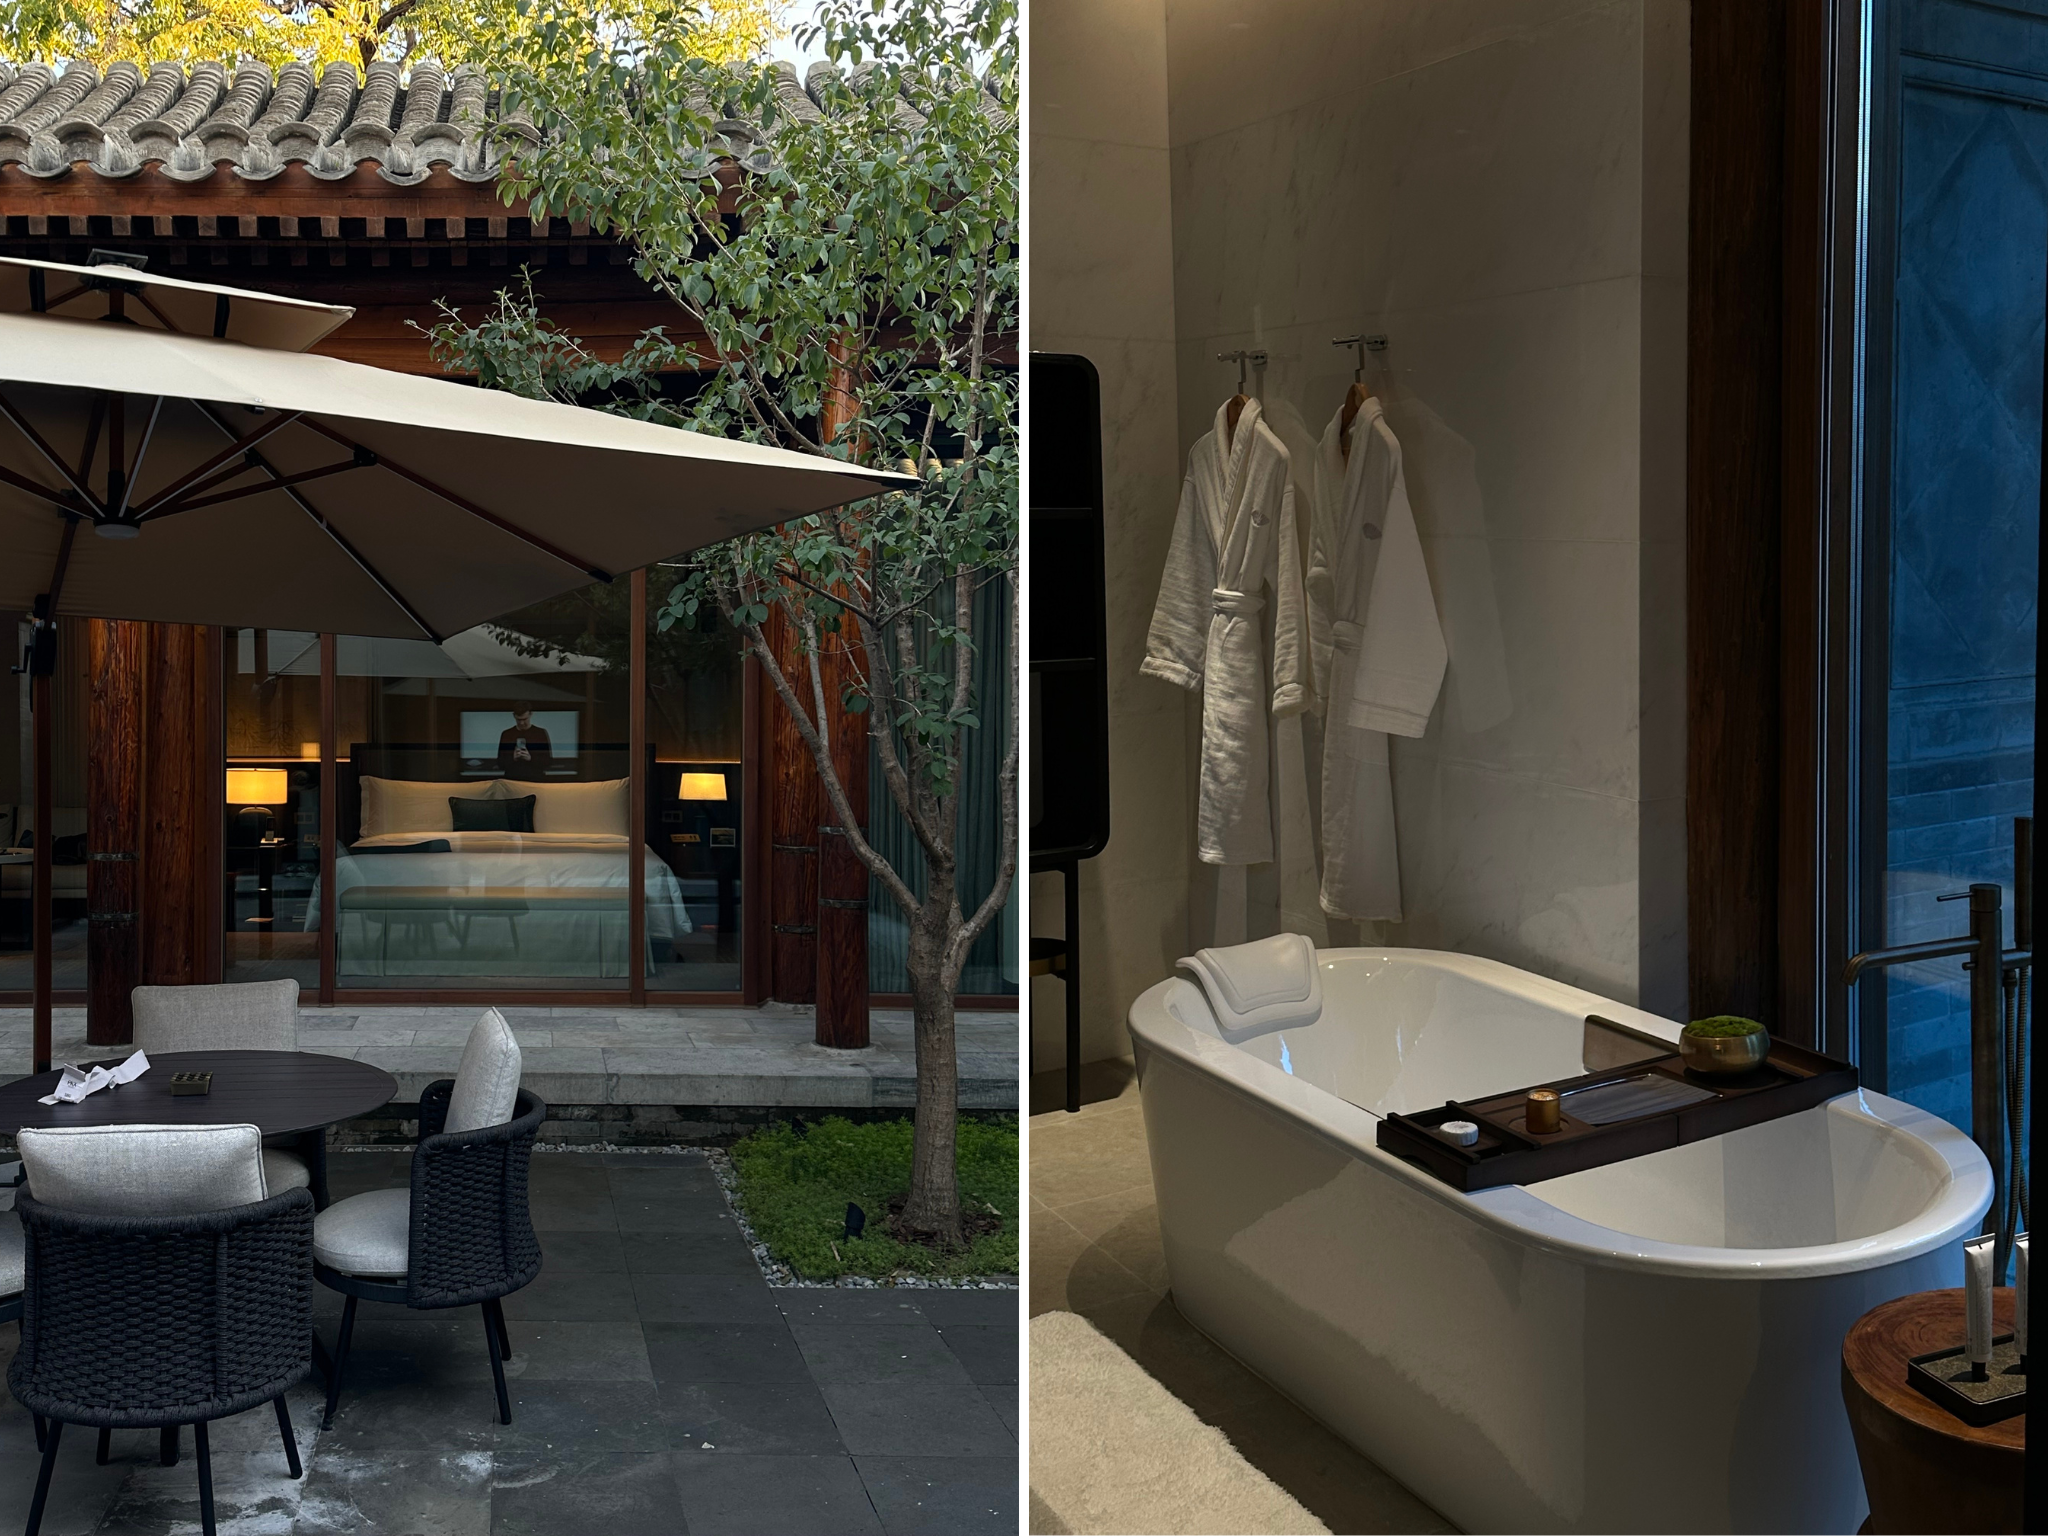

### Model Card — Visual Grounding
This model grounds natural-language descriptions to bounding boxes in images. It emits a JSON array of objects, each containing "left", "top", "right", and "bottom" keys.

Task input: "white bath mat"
[{"left": 1029, "top": 1310, "right": 1331, "bottom": 1536}]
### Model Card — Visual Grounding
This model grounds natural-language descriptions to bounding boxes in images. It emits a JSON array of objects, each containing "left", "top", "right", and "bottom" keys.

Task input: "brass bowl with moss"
[{"left": 1680, "top": 1016, "right": 1771, "bottom": 1076}]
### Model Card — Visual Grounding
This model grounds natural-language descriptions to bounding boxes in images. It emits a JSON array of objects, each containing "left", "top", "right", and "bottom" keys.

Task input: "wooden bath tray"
[{"left": 1376, "top": 1016, "right": 1858, "bottom": 1191}]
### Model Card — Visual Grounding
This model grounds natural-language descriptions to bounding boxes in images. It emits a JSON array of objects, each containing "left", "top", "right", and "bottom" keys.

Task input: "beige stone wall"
[
  {"left": 1029, "top": 0, "right": 1191, "bottom": 1069},
  {"left": 1030, "top": 0, "right": 1692, "bottom": 1070}
]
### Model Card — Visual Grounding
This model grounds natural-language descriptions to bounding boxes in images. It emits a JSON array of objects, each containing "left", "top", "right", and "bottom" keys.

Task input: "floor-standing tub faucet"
[{"left": 1845, "top": 817, "right": 2034, "bottom": 1277}]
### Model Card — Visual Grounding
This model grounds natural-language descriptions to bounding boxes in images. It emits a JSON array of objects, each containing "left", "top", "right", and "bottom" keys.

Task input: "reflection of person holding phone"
[{"left": 498, "top": 705, "right": 553, "bottom": 776}]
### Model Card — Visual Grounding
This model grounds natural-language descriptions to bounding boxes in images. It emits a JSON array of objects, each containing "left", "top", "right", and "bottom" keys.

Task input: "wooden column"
[
  {"left": 86, "top": 619, "right": 145, "bottom": 1045},
  {"left": 766, "top": 608, "right": 819, "bottom": 1004},
  {"left": 809, "top": 336, "right": 871, "bottom": 1045},
  {"left": 140, "top": 624, "right": 208, "bottom": 986},
  {"left": 815, "top": 627, "right": 871, "bottom": 1049}
]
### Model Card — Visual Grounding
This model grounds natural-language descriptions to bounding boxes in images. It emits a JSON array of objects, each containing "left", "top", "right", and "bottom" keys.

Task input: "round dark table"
[{"left": 0, "top": 1050, "right": 397, "bottom": 1138}]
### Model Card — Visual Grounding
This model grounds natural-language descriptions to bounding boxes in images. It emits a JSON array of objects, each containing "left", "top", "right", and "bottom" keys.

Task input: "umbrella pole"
[
  {"left": 30, "top": 618, "right": 51, "bottom": 1075},
  {"left": 26, "top": 522, "right": 76, "bottom": 1076}
]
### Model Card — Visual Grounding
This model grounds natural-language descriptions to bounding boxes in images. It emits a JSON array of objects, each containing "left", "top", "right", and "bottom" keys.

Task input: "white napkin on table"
[{"left": 38, "top": 1049, "right": 150, "bottom": 1106}]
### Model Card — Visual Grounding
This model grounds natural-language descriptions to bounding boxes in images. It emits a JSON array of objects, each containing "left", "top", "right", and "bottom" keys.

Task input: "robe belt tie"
[
  {"left": 1211, "top": 587, "right": 1262, "bottom": 618},
  {"left": 1331, "top": 619, "right": 1365, "bottom": 651}
]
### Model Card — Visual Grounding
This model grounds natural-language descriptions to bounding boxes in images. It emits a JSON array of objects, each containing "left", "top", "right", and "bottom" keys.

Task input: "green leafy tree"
[
  {"left": 0, "top": 0, "right": 780, "bottom": 73},
  {"left": 424, "top": 0, "right": 1017, "bottom": 1245}
]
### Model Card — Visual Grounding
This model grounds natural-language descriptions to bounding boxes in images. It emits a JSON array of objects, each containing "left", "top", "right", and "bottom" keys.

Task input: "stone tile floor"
[
  {"left": 0, "top": 1004, "right": 1021, "bottom": 1113},
  {"left": 0, "top": 1151, "right": 1019, "bottom": 1535},
  {"left": 1029, "top": 1059, "right": 1452, "bottom": 1535}
]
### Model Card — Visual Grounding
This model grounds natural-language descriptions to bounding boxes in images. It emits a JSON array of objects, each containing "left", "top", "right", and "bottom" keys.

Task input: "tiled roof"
[{"left": 0, "top": 57, "right": 1010, "bottom": 187}]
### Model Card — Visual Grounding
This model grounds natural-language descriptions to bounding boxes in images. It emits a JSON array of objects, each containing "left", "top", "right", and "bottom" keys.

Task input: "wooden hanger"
[
  {"left": 1217, "top": 350, "right": 1264, "bottom": 443},
  {"left": 1334, "top": 336, "right": 1377, "bottom": 462}
]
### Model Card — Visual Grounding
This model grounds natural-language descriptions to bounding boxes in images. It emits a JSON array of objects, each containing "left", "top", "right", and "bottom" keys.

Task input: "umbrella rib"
[
  {"left": 0, "top": 461, "right": 74, "bottom": 514},
  {"left": 0, "top": 389, "right": 106, "bottom": 515},
  {"left": 160, "top": 456, "right": 367, "bottom": 515},
  {"left": 300, "top": 420, "right": 616, "bottom": 583},
  {"left": 117, "top": 397, "right": 166, "bottom": 519},
  {"left": 133, "top": 289, "right": 184, "bottom": 334},
  {"left": 77, "top": 395, "right": 105, "bottom": 485},
  {"left": 195, "top": 404, "right": 443, "bottom": 643},
  {"left": 138, "top": 454, "right": 275, "bottom": 518},
  {"left": 128, "top": 410, "right": 301, "bottom": 520}
]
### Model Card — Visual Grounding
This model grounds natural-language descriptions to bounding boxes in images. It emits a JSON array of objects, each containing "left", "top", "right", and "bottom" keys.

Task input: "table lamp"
[
  {"left": 226, "top": 768, "right": 289, "bottom": 926},
  {"left": 677, "top": 771, "right": 728, "bottom": 801}
]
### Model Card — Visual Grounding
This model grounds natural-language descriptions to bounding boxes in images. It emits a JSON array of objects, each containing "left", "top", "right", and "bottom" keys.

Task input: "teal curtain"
[{"left": 868, "top": 577, "right": 1016, "bottom": 995}]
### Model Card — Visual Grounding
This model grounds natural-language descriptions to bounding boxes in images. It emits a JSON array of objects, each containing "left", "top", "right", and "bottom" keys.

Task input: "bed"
[{"left": 303, "top": 770, "right": 691, "bottom": 979}]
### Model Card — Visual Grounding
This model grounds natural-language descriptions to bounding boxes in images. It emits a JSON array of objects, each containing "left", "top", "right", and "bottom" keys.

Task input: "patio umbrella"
[
  {"left": 0, "top": 258, "right": 903, "bottom": 639},
  {"left": 0, "top": 253, "right": 911, "bottom": 1066}
]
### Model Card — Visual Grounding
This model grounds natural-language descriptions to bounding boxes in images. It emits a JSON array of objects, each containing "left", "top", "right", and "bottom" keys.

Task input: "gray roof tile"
[{"left": 0, "top": 57, "right": 1008, "bottom": 188}]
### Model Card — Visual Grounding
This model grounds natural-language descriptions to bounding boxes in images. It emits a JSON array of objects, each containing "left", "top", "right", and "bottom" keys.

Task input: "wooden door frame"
[{"left": 1687, "top": 0, "right": 1866, "bottom": 1052}]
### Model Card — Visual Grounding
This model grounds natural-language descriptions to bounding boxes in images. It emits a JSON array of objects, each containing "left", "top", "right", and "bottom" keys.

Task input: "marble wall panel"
[
  {"left": 1164, "top": 0, "right": 1617, "bottom": 148},
  {"left": 1031, "top": 0, "right": 1192, "bottom": 1068},
  {"left": 1169, "top": 1, "right": 1649, "bottom": 335},
  {"left": 1149, "top": 0, "right": 1687, "bottom": 1012},
  {"left": 1033, "top": 0, "right": 1173, "bottom": 148}
]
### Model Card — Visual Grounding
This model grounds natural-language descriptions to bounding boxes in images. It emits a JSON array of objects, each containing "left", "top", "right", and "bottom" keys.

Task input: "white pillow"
[
  {"left": 444, "top": 1008, "right": 523, "bottom": 1133},
  {"left": 526, "top": 778, "right": 629, "bottom": 836},
  {"left": 359, "top": 776, "right": 504, "bottom": 838}
]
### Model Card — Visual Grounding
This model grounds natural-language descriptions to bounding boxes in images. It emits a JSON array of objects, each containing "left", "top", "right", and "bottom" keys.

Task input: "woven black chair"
[
  {"left": 315, "top": 1081, "right": 545, "bottom": 1430},
  {"left": 10, "top": 1183, "right": 313, "bottom": 1536}
]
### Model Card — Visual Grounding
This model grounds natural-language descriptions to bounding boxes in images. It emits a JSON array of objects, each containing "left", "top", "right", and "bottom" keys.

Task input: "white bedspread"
[{"left": 302, "top": 832, "right": 692, "bottom": 977}]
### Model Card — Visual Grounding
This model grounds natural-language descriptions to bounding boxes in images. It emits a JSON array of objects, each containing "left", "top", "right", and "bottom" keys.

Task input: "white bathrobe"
[
  {"left": 1306, "top": 397, "right": 1445, "bottom": 920},
  {"left": 1143, "top": 398, "right": 1311, "bottom": 866}
]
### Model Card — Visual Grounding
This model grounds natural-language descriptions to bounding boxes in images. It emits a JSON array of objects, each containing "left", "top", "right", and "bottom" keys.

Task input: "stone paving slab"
[
  {"left": 0, "top": 1153, "right": 1019, "bottom": 1535},
  {"left": 0, "top": 1004, "right": 1019, "bottom": 1113}
]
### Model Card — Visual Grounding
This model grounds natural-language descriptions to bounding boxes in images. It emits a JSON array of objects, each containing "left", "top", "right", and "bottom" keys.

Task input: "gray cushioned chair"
[
  {"left": 131, "top": 979, "right": 318, "bottom": 1202},
  {"left": 10, "top": 1123, "right": 312, "bottom": 1536},
  {"left": 313, "top": 1010, "right": 543, "bottom": 1429}
]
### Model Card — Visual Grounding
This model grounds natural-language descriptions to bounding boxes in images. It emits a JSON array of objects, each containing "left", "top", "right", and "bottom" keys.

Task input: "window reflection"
[
  {"left": 647, "top": 592, "right": 744, "bottom": 991},
  {"left": 222, "top": 629, "right": 323, "bottom": 985},
  {"left": 325, "top": 593, "right": 640, "bottom": 989}
]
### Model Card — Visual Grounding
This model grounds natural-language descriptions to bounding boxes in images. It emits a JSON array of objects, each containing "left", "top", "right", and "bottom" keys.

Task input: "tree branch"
[
  {"left": 729, "top": 596, "right": 919, "bottom": 916},
  {"left": 944, "top": 569, "right": 1018, "bottom": 983}
]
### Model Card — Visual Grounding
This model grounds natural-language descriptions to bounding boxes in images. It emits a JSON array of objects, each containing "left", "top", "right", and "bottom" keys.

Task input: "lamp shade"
[
  {"left": 225, "top": 768, "right": 289, "bottom": 805},
  {"left": 677, "top": 771, "right": 728, "bottom": 801}
]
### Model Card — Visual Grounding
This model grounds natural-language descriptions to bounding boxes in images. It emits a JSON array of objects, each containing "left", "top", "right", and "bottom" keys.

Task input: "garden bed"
[{"left": 723, "top": 1114, "right": 1018, "bottom": 1284}]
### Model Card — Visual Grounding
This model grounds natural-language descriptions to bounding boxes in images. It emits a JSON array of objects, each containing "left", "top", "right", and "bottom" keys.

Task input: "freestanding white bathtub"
[{"left": 1127, "top": 947, "right": 1993, "bottom": 1535}]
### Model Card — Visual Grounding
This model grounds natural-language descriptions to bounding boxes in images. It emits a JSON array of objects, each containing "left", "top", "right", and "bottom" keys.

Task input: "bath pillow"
[
  {"left": 527, "top": 778, "right": 629, "bottom": 836},
  {"left": 18, "top": 1123, "right": 268, "bottom": 1215},
  {"left": 1177, "top": 932, "right": 1323, "bottom": 1043},
  {"left": 360, "top": 775, "right": 503, "bottom": 837},
  {"left": 444, "top": 1007, "right": 523, "bottom": 1133}
]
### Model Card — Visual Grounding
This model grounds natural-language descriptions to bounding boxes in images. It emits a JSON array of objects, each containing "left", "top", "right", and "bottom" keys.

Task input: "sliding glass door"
[{"left": 1848, "top": 0, "right": 2047, "bottom": 1127}]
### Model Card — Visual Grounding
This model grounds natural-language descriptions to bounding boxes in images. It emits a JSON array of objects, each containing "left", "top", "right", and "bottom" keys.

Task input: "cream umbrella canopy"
[{"left": 2, "top": 255, "right": 911, "bottom": 1066}]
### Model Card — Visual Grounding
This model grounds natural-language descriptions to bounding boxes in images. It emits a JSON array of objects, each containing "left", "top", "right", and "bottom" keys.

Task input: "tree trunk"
[{"left": 899, "top": 885, "right": 963, "bottom": 1246}]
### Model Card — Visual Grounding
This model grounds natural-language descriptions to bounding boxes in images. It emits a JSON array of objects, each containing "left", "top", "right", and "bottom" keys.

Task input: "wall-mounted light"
[
  {"left": 677, "top": 771, "right": 728, "bottom": 802},
  {"left": 225, "top": 768, "right": 289, "bottom": 805}
]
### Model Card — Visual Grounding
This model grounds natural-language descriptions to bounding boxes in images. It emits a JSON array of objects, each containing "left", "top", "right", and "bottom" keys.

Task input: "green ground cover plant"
[{"left": 729, "top": 1114, "right": 1018, "bottom": 1282}]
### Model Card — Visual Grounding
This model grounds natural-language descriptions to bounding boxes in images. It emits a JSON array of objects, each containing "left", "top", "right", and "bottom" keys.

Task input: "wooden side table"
[{"left": 1841, "top": 1286, "right": 2022, "bottom": 1534}]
